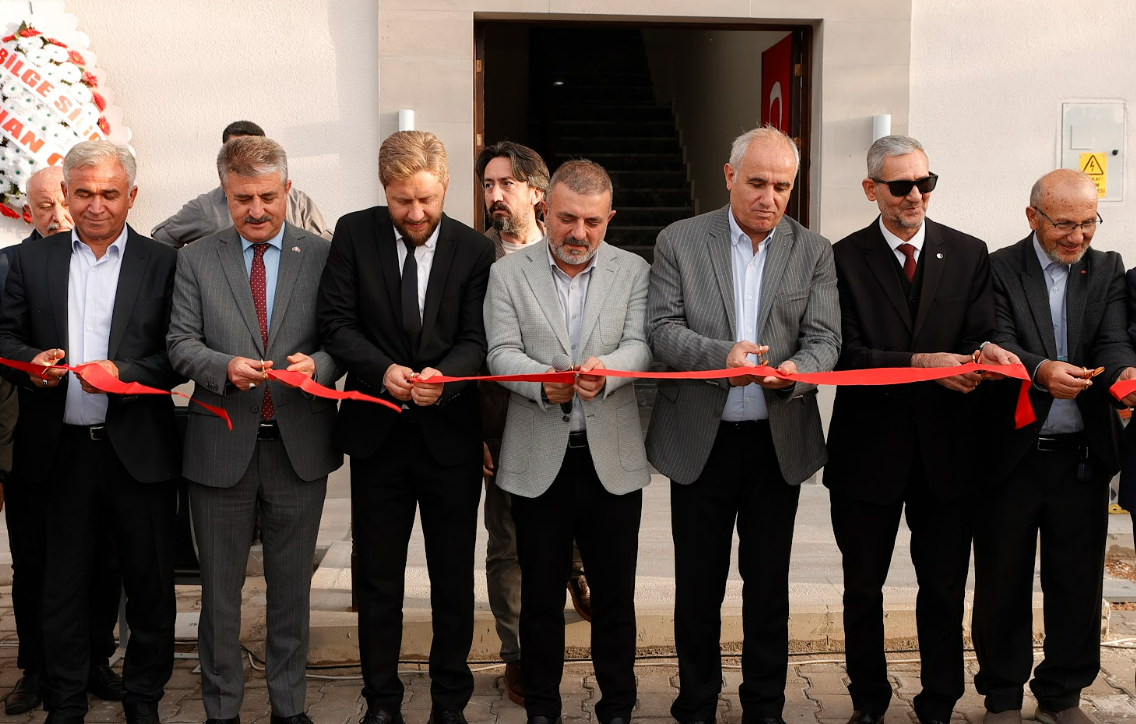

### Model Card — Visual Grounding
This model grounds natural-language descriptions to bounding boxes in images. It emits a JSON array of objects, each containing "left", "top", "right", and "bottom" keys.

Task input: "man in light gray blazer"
[
  {"left": 645, "top": 127, "right": 841, "bottom": 724},
  {"left": 485, "top": 160, "right": 651, "bottom": 724},
  {"left": 167, "top": 137, "right": 341, "bottom": 724}
]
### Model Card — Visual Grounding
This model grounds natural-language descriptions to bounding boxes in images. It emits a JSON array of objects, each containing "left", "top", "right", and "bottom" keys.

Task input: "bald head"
[
  {"left": 23, "top": 166, "right": 72, "bottom": 238},
  {"left": 1030, "top": 169, "right": 1098, "bottom": 208},
  {"left": 1027, "top": 169, "right": 1100, "bottom": 265}
]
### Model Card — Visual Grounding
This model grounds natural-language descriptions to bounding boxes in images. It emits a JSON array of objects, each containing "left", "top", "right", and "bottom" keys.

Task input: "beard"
[
  {"left": 888, "top": 205, "right": 925, "bottom": 230},
  {"left": 489, "top": 202, "right": 531, "bottom": 238},
  {"left": 550, "top": 236, "right": 597, "bottom": 266},
  {"left": 393, "top": 215, "right": 440, "bottom": 247}
]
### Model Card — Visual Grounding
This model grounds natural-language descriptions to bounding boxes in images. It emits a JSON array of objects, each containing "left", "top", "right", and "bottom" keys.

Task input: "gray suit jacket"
[
  {"left": 167, "top": 223, "right": 342, "bottom": 487},
  {"left": 485, "top": 240, "right": 652, "bottom": 498},
  {"left": 644, "top": 206, "right": 841, "bottom": 485},
  {"left": 152, "top": 186, "right": 333, "bottom": 248}
]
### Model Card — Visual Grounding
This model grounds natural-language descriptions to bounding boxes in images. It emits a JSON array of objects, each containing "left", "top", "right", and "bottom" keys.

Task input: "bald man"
[{"left": 973, "top": 170, "right": 1136, "bottom": 724}]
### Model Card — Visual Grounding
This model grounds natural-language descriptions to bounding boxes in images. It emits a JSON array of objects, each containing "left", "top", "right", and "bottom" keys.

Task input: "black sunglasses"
[{"left": 870, "top": 173, "right": 939, "bottom": 197}]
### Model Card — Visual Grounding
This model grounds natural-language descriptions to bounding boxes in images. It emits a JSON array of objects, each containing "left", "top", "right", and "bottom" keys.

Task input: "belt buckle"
[
  {"left": 1036, "top": 436, "right": 1057, "bottom": 452},
  {"left": 88, "top": 424, "right": 106, "bottom": 441},
  {"left": 568, "top": 432, "right": 588, "bottom": 449}
]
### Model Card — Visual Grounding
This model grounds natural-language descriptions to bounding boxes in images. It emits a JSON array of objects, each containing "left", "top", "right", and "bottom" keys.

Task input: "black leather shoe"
[
  {"left": 88, "top": 662, "right": 126, "bottom": 701},
  {"left": 603, "top": 718, "right": 629, "bottom": 724},
  {"left": 847, "top": 713, "right": 885, "bottom": 724},
  {"left": 428, "top": 712, "right": 469, "bottom": 724},
  {"left": 527, "top": 717, "right": 563, "bottom": 724},
  {"left": 361, "top": 709, "right": 405, "bottom": 724},
  {"left": 271, "top": 715, "right": 313, "bottom": 724},
  {"left": 205, "top": 718, "right": 240, "bottom": 724},
  {"left": 745, "top": 718, "right": 787, "bottom": 724},
  {"left": 5, "top": 674, "right": 43, "bottom": 715},
  {"left": 127, "top": 713, "right": 160, "bottom": 724}
]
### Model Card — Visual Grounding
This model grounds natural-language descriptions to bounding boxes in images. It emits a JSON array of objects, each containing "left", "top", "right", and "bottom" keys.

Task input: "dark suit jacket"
[
  {"left": 989, "top": 235, "right": 1135, "bottom": 483},
  {"left": 0, "top": 226, "right": 183, "bottom": 483},
  {"left": 316, "top": 207, "right": 495, "bottom": 465},
  {"left": 825, "top": 217, "right": 995, "bottom": 504},
  {"left": 1122, "top": 268, "right": 1136, "bottom": 511}
]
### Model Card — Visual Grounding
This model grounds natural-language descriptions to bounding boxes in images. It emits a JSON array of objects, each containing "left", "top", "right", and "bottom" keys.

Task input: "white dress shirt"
[
  {"left": 394, "top": 221, "right": 441, "bottom": 321},
  {"left": 879, "top": 216, "right": 926, "bottom": 268},
  {"left": 722, "top": 208, "right": 772, "bottom": 422},
  {"left": 547, "top": 244, "right": 598, "bottom": 432},
  {"left": 65, "top": 226, "right": 128, "bottom": 425},
  {"left": 1032, "top": 234, "right": 1084, "bottom": 434}
]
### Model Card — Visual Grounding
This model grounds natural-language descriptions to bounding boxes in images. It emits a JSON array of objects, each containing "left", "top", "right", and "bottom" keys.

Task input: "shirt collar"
[
  {"left": 728, "top": 206, "right": 775, "bottom": 250},
  {"left": 240, "top": 223, "right": 286, "bottom": 252},
  {"left": 878, "top": 216, "right": 926, "bottom": 253},
  {"left": 394, "top": 220, "right": 441, "bottom": 251},
  {"left": 1032, "top": 233, "right": 1067, "bottom": 273},
  {"left": 546, "top": 238, "right": 600, "bottom": 278},
  {"left": 71, "top": 224, "right": 128, "bottom": 257}
]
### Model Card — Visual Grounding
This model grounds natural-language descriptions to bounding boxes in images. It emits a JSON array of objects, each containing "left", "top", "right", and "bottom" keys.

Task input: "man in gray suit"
[
  {"left": 485, "top": 159, "right": 651, "bottom": 724},
  {"left": 167, "top": 136, "right": 342, "bottom": 724},
  {"left": 645, "top": 126, "right": 841, "bottom": 724}
]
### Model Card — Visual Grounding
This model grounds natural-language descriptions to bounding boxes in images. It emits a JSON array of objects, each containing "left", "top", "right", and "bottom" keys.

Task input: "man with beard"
[
  {"left": 317, "top": 130, "right": 494, "bottom": 724},
  {"left": 826, "top": 135, "right": 1021, "bottom": 724},
  {"left": 485, "top": 159, "right": 651, "bottom": 724},
  {"left": 0, "top": 166, "right": 126, "bottom": 715},
  {"left": 973, "top": 169, "right": 1136, "bottom": 724},
  {"left": 475, "top": 141, "right": 591, "bottom": 706}
]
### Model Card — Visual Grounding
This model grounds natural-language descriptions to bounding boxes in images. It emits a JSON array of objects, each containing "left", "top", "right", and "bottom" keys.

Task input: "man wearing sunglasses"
[
  {"left": 973, "top": 169, "right": 1136, "bottom": 724},
  {"left": 826, "top": 135, "right": 1020, "bottom": 724}
]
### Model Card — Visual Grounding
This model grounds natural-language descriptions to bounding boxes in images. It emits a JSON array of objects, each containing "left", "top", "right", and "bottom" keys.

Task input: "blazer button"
[
  {"left": 562, "top": 415, "right": 571, "bottom": 422},
  {"left": 252, "top": 406, "right": 259, "bottom": 413}
]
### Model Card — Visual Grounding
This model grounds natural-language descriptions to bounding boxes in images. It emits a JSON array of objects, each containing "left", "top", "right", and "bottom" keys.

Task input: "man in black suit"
[
  {"left": 0, "top": 141, "right": 182, "bottom": 724},
  {"left": 827, "top": 135, "right": 1019, "bottom": 724},
  {"left": 316, "top": 130, "right": 494, "bottom": 724},
  {"left": 974, "top": 169, "right": 1136, "bottom": 724}
]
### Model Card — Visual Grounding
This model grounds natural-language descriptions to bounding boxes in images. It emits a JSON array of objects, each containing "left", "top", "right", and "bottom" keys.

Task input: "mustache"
[
  {"left": 244, "top": 215, "right": 272, "bottom": 225},
  {"left": 46, "top": 222, "right": 71, "bottom": 233},
  {"left": 562, "top": 237, "right": 588, "bottom": 247},
  {"left": 489, "top": 202, "right": 511, "bottom": 215}
]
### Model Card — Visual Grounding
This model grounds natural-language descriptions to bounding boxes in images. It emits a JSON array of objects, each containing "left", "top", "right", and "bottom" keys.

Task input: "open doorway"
[{"left": 474, "top": 22, "right": 813, "bottom": 261}]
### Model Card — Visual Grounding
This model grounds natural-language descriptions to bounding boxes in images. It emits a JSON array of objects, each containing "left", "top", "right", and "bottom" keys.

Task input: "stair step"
[
  {"left": 555, "top": 153, "right": 685, "bottom": 172},
  {"left": 558, "top": 137, "right": 680, "bottom": 154},
  {"left": 551, "top": 120, "right": 675, "bottom": 136},
  {"left": 549, "top": 105, "right": 674, "bottom": 123},
  {"left": 613, "top": 207, "right": 693, "bottom": 225},
  {"left": 614, "top": 189, "right": 693, "bottom": 206},
  {"left": 545, "top": 84, "right": 655, "bottom": 102},
  {"left": 609, "top": 170, "right": 688, "bottom": 188}
]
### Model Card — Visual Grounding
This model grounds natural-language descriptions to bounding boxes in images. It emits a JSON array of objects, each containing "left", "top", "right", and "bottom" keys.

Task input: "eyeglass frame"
[
  {"left": 869, "top": 173, "right": 939, "bottom": 198},
  {"left": 1031, "top": 206, "right": 1103, "bottom": 235}
]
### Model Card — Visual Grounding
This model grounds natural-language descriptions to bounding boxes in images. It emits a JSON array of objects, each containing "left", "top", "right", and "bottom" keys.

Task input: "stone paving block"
[
  {"left": 1084, "top": 675, "right": 1128, "bottom": 696},
  {"left": 802, "top": 672, "right": 851, "bottom": 696},
  {"left": 168, "top": 699, "right": 207, "bottom": 723},
  {"left": 308, "top": 710, "right": 359, "bottom": 724},
  {"left": 783, "top": 703, "right": 822, "bottom": 724},
  {"left": 813, "top": 694, "right": 854, "bottom": 719},
  {"left": 470, "top": 670, "right": 503, "bottom": 697},
  {"left": 491, "top": 699, "right": 529, "bottom": 724},
  {"left": 464, "top": 695, "right": 499, "bottom": 722},
  {"left": 403, "top": 711, "right": 429, "bottom": 724},
  {"left": 308, "top": 685, "right": 364, "bottom": 710},
  {"left": 166, "top": 666, "right": 203, "bottom": 691},
  {"left": 1089, "top": 695, "right": 1136, "bottom": 718},
  {"left": 633, "top": 691, "right": 675, "bottom": 718}
]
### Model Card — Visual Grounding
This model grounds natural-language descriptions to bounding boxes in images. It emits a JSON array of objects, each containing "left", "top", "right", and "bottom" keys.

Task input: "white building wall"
[{"left": 910, "top": 1, "right": 1136, "bottom": 261}]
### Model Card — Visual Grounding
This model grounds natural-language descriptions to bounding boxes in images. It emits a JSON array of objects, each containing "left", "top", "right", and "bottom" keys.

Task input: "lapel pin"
[
  {"left": 936, "top": 253, "right": 944, "bottom": 259},
  {"left": 291, "top": 246, "right": 301, "bottom": 253}
]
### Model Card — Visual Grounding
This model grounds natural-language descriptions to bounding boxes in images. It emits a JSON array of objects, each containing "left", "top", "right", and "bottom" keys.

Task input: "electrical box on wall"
[{"left": 1061, "top": 101, "right": 1125, "bottom": 201}]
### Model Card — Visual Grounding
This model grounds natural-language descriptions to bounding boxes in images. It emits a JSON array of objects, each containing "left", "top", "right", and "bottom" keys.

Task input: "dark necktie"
[
  {"left": 250, "top": 242, "right": 274, "bottom": 421},
  {"left": 897, "top": 243, "right": 917, "bottom": 283},
  {"left": 401, "top": 237, "right": 421, "bottom": 350}
]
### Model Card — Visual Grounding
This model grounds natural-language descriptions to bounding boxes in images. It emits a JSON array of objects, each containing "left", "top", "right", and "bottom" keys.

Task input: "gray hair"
[
  {"left": 866, "top": 135, "right": 926, "bottom": 178},
  {"left": 217, "top": 136, "right": 289, "bottom": 185},
  {"left": 63, "top": 141, "right": 137, "bottom": 189},
  {"left": 548, "top": 159, "right": 613, "bottom": 202},
  {"left": 729, "top": 126, "right": 800, "bottom": 174}
]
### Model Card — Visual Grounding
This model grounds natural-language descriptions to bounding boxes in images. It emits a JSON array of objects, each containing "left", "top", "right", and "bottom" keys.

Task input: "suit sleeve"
[
  {"left": 151, "top": 195, "right": 209, "bottom": 249},
  {"left": 166, "top": 249, "right": 233, "bottom": 394},
  {"left": 316, "top": 221, "right": 398, "bottom": 393},
  {"left": 647, "top": 226, "right": 734, "bottom": 386},
  {"left": 485, "top": 262, "right": 549, "bottom": 405},
  {"left": 783, "top": 240, "right": 841, "bottom": 400},
  {"left": 1125, "top": 267, "right": 1136, "bottom": 351},
  {"left": 991, "top": 259, "right": 1046, "bottom": 379},
  {"left": 599, "top": 258, "right": 652, "bottom": 396},
  {"left": 1091, "top": 252, "right": 1136, "bottom": 389},
  {"left": 433, "top": 239, "right": 495, "bottom": 405},
  {"left": 114, "top": 254, "right": 183, "bottom": 390},
  {"left": 0, "top": 247, "right": 46, "bottom": 386}
]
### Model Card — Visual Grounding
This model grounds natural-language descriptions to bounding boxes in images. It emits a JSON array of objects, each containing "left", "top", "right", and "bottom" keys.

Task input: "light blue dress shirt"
[
  {"left": 547, "top": 243, "right": 597, "bottom": 432},
  {"left": 64, "top": 226, "right": 128, "bottom": 425},
  {"left": 1033, "top": 234, "right": 1084, "bottom": 434},
  {"left": 241, "top": 225, "right": 285, "bottom": 330},
  {"left": 722, "top": 208, "right": 772, "bottom": 422}
]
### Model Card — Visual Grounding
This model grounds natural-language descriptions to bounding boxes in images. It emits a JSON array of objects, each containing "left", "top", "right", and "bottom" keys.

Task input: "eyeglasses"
[
  {"left": 870, "top": 173, "right": 939, "bottom": 197},
  {"left": 1031, "top": 206, "right": 1103, "bottom": 235}
]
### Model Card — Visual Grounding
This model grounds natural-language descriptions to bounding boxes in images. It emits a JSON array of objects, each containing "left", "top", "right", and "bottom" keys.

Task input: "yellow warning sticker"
[{"left": 1080, "top": 152, "right": 1107, "bottom": 197}]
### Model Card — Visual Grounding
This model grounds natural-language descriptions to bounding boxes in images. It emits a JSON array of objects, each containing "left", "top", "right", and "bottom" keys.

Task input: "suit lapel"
[
  {"left": 418, "top": 216, "right": 456, "bottom": 358},
  {"left": 521, "top": 241, "right": 572, "bottom": 354},
  {"left": 46, "top": 233, "right": 70, "bottom": 348},
  {"left": 577, "top": 243, "right": 616, "bottom": 352},
  {"left": 217, "top": 228, "right": 266, "bottom": 356},
  {"left": 756, "top": 218, "right": 796, "bottom": 336},
  {"left": 913, "top": 221, "right": 945, "bottom": 339},
  {"left": 107, "top": 227, "right": 149, "bottom": 360},
  {"left": 1019, "top": 237, "right": 1059, "bottom": 360},
  {"left": 707, "top": 207, "right": 735, "bottom": 335},
  {"left": 376, "top": 213, "right": 410, "bottom": 360},
  {"left": 861, "top": 222, "right": 913, "bottom": 330},
  {"left": 267, "top": 224, "right": 302, "bottom": 351},
  {"left": 1066, "top": 253, "right": 1089, "bottom": 361}
]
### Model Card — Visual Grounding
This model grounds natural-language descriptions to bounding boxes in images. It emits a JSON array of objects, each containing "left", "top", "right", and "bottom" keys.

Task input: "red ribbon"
[
  {"left": 1111, "top": 377, "right": 1136, "bottom": 403},
  {"left": 266, "top": 369, "right": 402, "bottom": 413}
]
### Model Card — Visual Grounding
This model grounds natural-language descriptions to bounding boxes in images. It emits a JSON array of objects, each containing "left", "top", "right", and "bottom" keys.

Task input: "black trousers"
[
  {"left": 43, "top": 426, "right": 175, "bottom": 723},
  {"left": 670, "top": 420, "right": 801, "bottom": 722},
  {"left": 512, "top": 442, "right": 643, "bottom": 722},
  {"left": 352, "top": 424, "right": 482, "bottom": 712},
  {"left": 973, "top": 441, "right": 1108, "bottom": 713},
  {"left": 5, "top": 471, "right": 121, "bottom": 680},
  {"left": 829, "top": 451, "right": 971, "bottom": 722}
]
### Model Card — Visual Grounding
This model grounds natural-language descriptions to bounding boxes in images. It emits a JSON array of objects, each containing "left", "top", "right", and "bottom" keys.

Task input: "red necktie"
[
  {"left": 250, "top": 243, "right": 274, "bottom": 421},
  {"left": 897, "top": 243, "right": 917, "bottom": 283}
]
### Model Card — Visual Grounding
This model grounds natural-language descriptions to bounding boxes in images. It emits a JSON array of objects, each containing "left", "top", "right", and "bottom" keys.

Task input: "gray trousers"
[
  {"left": 190, "top": 438, "right": 327, "bottom": 719},
  {"left": 483, "top": 473, "right": 583, "bottom": 663}
]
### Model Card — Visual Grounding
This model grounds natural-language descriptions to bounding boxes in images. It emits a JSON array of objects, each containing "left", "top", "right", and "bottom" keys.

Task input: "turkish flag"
[{"left": 761, "top": 35, "right": 793, "bottom": 133}]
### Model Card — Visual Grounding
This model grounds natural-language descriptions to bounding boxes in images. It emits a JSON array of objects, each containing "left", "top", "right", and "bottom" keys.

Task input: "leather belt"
[
  {"left": 257, "top": 422, "right": 281, "bottom": 441},
  {"left": 64, "top": 424, "right": 107, "bottom": 441},
  {"left": 1036, "top": 433, "right": 1085, "bottom": 452},
  {"left": 568, "top": 431, "right": 588, "bottom": 449}
]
